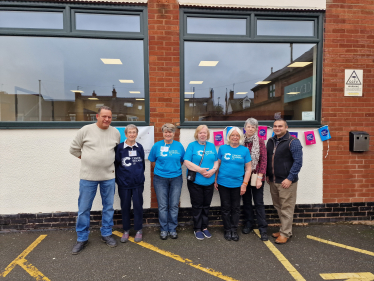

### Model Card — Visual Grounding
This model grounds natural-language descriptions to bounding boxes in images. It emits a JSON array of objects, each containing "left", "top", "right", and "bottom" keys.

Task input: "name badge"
[
  {"left": 161, "top": 146, "right": 169, "bottom": 152},
  {"left": 129, "top": 151, "right": 137, "bottom": 157}
]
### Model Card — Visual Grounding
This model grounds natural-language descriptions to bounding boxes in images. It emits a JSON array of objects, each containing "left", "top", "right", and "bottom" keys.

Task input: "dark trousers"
[
  {"left": 118, "top": 186, "right": 144, "bottom": 231},
  {"left": 217, "top": 184, "right": 241, "bottom": 231},
  {"left": 187, "top": 181, "right": 214, "bottom": 231},
  {"left": 242, "top": 181, "right": 268, "bottom": 233}
]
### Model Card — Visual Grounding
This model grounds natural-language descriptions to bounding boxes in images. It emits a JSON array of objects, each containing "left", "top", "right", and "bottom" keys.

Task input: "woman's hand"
[
  {"left": 202, "top": 168, "right": 215, "bottom": 178},
  {"left": 240, "top": 183, "right": 247, "bottom": 195},
  {"left": 214, "top": 181, "right": 218, "bottom": 190},
  {"left": 198, "top": 167, "right": 209, "bottom": 175},
  {"left": 256, "top": 178, "right": 262, "bottom": 189}
]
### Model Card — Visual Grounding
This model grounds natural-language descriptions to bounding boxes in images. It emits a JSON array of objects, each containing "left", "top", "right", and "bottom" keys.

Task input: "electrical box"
[{"left": 349, "top": 131, "right": 370, "bottom": 152}]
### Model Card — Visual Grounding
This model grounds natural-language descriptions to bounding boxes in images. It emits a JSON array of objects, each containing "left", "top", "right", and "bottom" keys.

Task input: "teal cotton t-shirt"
[
  {"left": 183, "top": 141, "right": 218, "bottom": 186},
  {"left": 148, "top": 140, "right": 185, "bottom": 178},
  {"left": 217, "top": 144, "right": 252, "bottom": 188}
]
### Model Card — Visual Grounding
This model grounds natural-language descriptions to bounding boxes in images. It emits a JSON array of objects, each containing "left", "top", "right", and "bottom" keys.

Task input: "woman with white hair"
[
  {"left": 242, "top": 118, "right": 268, "bottom": 241},
  {"left": 184, "top": 125, "right": 219, "bottom": 240},
  {"left": 214, "top": 127, "right": 252, "bottom": 241}
]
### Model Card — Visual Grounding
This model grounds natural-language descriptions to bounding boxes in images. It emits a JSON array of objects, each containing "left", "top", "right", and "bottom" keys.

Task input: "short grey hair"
[
  {"left": 97, "top": 106, "right": 112, "bottom": 114},
  {"left": 244, "top": 118, "right": 258, "bottom": 130},
  {"left": 161, "top": 123, "right": 176, "bottom": 133},
  {"left": 125, "top": 124, "right": 138, "bottom": 134},
  {"left": 226, "top": 127, "right": 245, "bottom": 145}
]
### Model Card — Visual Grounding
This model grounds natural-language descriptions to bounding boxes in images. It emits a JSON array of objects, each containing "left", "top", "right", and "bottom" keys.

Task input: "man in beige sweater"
[{"left": 70, "top": 106, "right": 120, "bottom": 255}]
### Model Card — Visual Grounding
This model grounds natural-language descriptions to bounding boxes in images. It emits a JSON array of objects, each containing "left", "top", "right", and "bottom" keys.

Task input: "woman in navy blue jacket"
[{"left": 115, "top": 124, "right": 145, "bottom": 243}]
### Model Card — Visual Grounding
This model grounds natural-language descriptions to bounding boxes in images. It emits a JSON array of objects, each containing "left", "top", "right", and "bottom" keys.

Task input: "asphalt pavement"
[{"left": 1, "top": 223, "right": 373, "bottom": 281}]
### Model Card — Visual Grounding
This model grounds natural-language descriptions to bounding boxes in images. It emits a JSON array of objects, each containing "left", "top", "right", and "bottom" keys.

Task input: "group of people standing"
[{"left": 69, "top": 106, "right": 303, "bottom": 255}]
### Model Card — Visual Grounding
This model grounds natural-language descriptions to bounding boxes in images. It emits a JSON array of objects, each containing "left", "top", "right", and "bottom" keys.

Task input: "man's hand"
[
  {"left": 266, "top": 176, "right": 270, "bottom": 184},
  {"left": 281, "top": 179, "right": 292, "bottom": 189}
]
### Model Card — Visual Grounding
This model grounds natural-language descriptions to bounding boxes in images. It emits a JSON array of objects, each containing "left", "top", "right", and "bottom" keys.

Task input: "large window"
[
  {"left": 0, "top": 4, "right": 148, "bottom": 128},
  {"left": 181, "top": 11, "right": 323, "bottom": 127}
]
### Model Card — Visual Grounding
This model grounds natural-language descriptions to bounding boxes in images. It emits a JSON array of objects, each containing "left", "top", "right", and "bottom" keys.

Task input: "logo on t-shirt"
[
  {"left": 224, "top": 153, "right": 231, "bottom": 160},
  {"left": 122, "top": 157, "right": 131, "bottom": 167}
]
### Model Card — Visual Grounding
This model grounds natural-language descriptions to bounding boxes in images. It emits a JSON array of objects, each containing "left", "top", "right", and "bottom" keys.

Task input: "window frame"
[
  {"left": 0, "top": 1, "right": 149, "bottom": 129},
  {"left": 180, "top": 9, "right": 324, "bottom": 128}
]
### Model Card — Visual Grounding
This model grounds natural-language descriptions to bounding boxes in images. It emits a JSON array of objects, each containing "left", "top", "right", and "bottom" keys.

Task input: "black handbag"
[{"left": 187, "top": 143, "right": 206, "bottom": 182}]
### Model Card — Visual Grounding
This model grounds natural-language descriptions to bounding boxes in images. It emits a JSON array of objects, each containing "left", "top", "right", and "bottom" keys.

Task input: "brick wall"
[
  {"left": 322, "top": 0, "right": 374, "bottom": 203},
  {"left": 148, "top": 0, "right": 180, "bottom": 207},
  {"left": 1, "top": 202, "right": 373, "bottom": 232}
]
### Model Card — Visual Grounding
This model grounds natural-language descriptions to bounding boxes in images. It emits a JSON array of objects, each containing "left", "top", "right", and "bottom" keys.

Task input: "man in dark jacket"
[
  {"left": 266, "top": 119, "right": 302, "bottom": 244},
  {"left": 115, "top": 124, "right": 145, "bottom": 243}
]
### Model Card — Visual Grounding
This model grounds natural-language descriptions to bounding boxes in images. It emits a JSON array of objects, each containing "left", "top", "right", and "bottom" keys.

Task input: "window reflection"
[
  {"left": 76, "top": 13, "right": 140, "bottom": 32},
  {"left": 187, "top": 17, "right": 247, "bottom": 35},
  {"left": 257, "top": 20, "right": 314, "bottom": 36},
  {"left": 0, "top": 11, "right": 63, "bottom": 29},
  {"left": 184, "top": 42, "right": 316, "bottom": 121},
  {"left": 0, "top": 37, "right": 145, "bottom": 122}
]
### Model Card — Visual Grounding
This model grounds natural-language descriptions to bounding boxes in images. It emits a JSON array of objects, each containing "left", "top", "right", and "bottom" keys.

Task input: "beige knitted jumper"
[{"left": 70, "top": 123, "right": 121, "bottom": 181}]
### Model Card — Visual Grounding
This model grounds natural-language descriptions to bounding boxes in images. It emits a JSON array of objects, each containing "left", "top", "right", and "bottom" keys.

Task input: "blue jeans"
[
  {"left": 153, "top": 174, "right": 183, "bottom": 232},
  {"left": 76, "top": 179, "right": 115, "bottom": 242}
]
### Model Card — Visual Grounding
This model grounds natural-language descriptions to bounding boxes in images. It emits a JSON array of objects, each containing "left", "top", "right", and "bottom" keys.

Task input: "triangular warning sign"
[{"left": 346, "top": 70, "right": 362, "bottom": 85}]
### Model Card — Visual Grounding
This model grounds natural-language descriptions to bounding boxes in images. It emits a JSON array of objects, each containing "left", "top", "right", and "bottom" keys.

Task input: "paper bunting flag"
[
  {"left": 304, "top": 131, "right": 316, "bottom": 145},
  {"left": 318, "top": 126, "right": 331, "bottom": 141},
  {"left": 213, "top": 131, "right": 224, "bottom": 146},
  {"left": 258, "top": 126, "right": 267, "bottom": 140},
  {"left": 226, "top": 126, "right": 233, "bottom": 138},
  {"left": 289, "top": 132, "right": 298, "bottom": 138}
]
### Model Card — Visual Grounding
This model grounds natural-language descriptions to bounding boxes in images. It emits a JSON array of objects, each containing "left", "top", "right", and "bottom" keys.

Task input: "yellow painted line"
[
  {"left": 1, "top": 235, "right": 50, "bottom": 280},
  {"left": 307, "top": 235, "right": 374, "bottom": 257},
  {"left": 113, "top": 230, "right": 238, "bottom": 281},
  {"left": 254, "top": 229, "right": 306, "bottom": 281},
  {"left": 18, "top": 259, "right": 51, "bottom": 281},
  {"left": 320, "top": 271, "right": 374, "bottom": 280}
]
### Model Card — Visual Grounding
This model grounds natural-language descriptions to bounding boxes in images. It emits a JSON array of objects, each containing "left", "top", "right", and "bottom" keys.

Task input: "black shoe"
[
  {"left": 72, "top": 241, "right": 88, "bottom": 255},
  {"left": 169, "top": 231, "right": 178, "bottom": 239},
  {"left": 242, "top": 224, "right": 253, "bottom": 234},
  {"left": 231, "top": 231, "right": 239, "bottom": 241},
  {"left": 101, "top": 235, "right": 117, "bottom": 248},
  {"left": 260, "top": 232, "right": 269, "bottom": 241},
  {"left": 160, "top": 231, "right": 168, "bottom": 240},
  {"left": 224, "top": 230, "right": 232, "bottom": 241}
]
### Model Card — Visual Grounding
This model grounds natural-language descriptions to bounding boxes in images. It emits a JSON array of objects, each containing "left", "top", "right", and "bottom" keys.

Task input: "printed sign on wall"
[
  {"left": 258, "top": 126, "right": 267, "bottom": 140},
  {"left": 304, "top": 131, "right": 316, "bottom": 145},
  {"left": 344, "top": 69, "right": 363, "bottom": 96},
  {"left": 116, "top": 126, "right": 154, "bottom": 158},
  {"left": 214, "top": 131, "right": 224, "bottom": 146}
]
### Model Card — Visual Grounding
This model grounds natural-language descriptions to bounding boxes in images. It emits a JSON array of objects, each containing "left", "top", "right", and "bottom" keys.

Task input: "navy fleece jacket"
[{"left": 115, "top": 142, "right": 145, "bottom": 189}]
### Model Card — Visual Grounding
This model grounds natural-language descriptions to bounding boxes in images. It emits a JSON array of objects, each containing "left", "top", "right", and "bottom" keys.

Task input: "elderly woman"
[
  {"left": 148, "top": 123, "right": 185, "bottom": 240},
  {"left": 184, "top": 125, "right": 219, "bottom": 240},
  {"left": 115, "top": 124, "right": 145, "bottom": 243},
  {"left": 215, "top": 127, "right": 252, "bottom": 241},
  {"left": 242, "top": 118, "right": 268, "bottom": 241}
]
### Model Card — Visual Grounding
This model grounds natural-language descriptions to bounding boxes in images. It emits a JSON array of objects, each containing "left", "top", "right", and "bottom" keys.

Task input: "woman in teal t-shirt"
[
  {"left": 148, "top": 123, "right": 185, "bottom": 240},
  {"left": 184, "top": 125, "right": 219, "bottom": 240},
  {"left": 215, "top": 127, "right": 252, "bottom": 242}
]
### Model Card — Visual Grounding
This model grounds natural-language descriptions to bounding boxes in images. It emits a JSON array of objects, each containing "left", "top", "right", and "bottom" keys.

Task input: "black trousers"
[
  {"left": 187, "top": 181, "right": 214, "bottom": 231},
  {"left": 217, "top": 184, "right": 241, "bottom": 231},
  {"left": 242, "top": 181, "right": 268, "bottom": 233},
  {"left": 118, "top": 186, "right": 144, "bottom": 231}
]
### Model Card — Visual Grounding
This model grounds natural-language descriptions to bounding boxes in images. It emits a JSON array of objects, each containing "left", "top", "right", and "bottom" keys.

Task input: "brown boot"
[{"left": 275, "top": 235, "right": 289, "bottom": 244}]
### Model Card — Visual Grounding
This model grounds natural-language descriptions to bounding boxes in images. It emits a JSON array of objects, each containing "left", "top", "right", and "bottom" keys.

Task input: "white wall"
[
  {"left": 179, "top": 128, "right": 323, "bottom": 207},
  {"left": 0, "top": 127, "right": 322, "bottom": 215},
  {"left": 0, "top": 130, "right": 151, "bottom": 214}
]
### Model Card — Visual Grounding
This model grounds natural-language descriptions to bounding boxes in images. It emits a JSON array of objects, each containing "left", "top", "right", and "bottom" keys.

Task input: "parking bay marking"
[
  {"left": 307, "top": 235, "right": 374, "bottom": 257},
  {"left": 320, "top": 272, "right": 374, "bottom": 280},
  {"left": 112, "top": 230, "right": 238, "bottom": 281},
  {"left": 253, "top": 229, "right": 306, "bottom": 281},
  {"left": 0, "top": 234, "right": 50, "bottom": 281}
]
